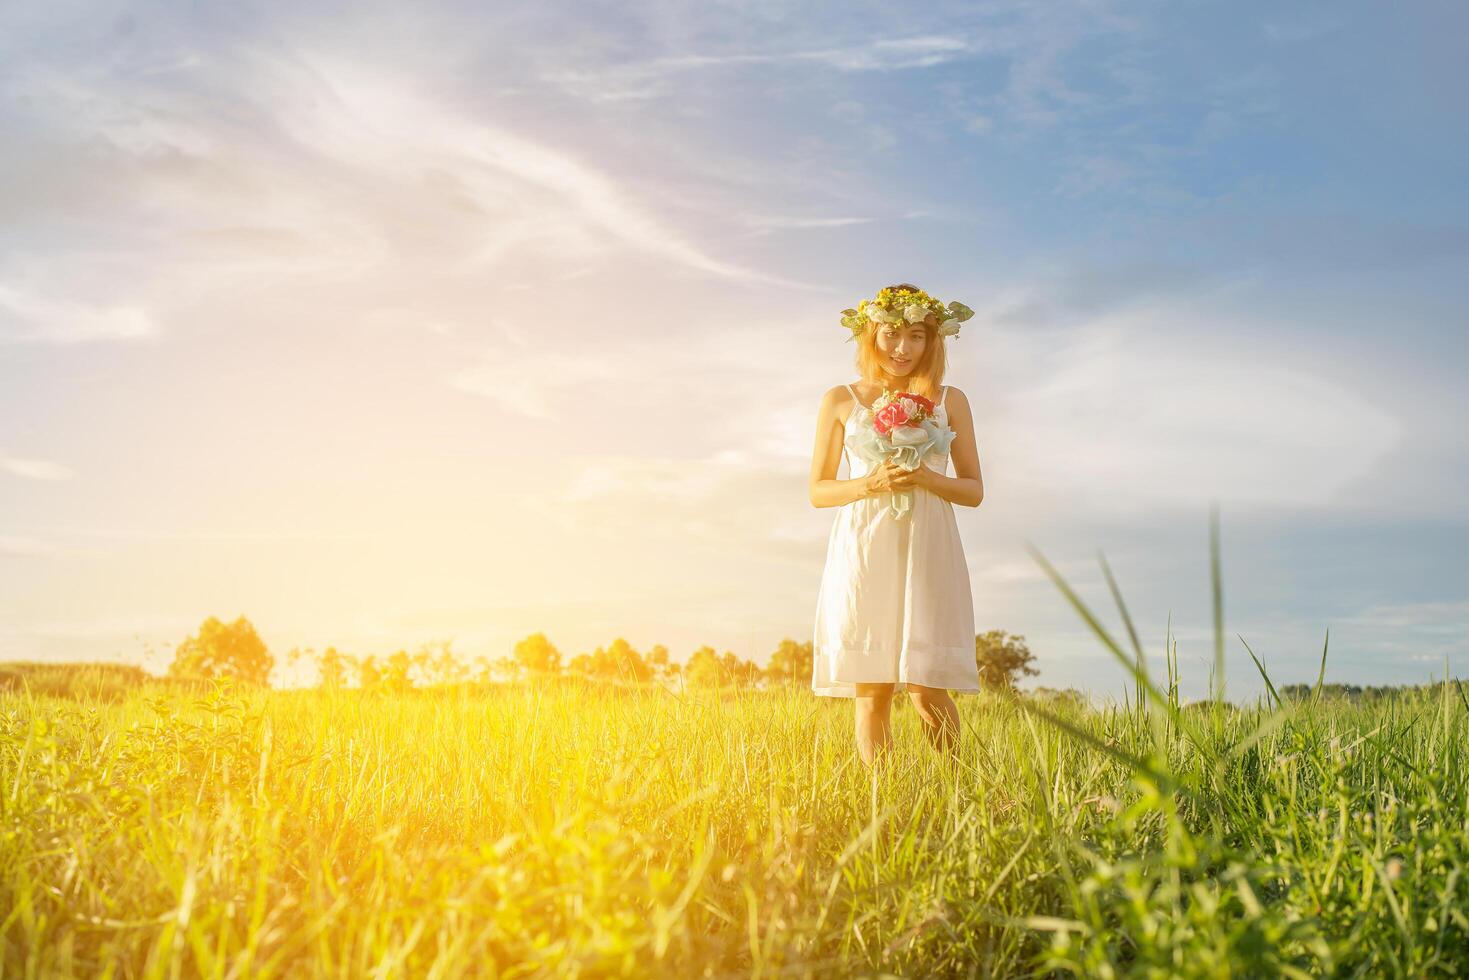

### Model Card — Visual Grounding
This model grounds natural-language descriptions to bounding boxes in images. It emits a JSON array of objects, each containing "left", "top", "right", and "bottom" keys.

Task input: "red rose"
[{"left": 873, "top": 401, "right": 912, "bottom": 436}]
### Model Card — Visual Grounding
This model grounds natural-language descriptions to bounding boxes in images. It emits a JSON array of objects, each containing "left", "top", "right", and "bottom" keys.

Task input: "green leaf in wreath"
[{"left": 946, "top": 301, "right": 974, "bottom": 322}]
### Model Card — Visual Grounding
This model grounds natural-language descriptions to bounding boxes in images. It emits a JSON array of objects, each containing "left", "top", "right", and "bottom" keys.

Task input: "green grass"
[
  {"left": 4, "top": 514, "right": 1467, "bottom": 977},
  {"left": 6, "top": 673, "right": 1469, "bottom": 976}
]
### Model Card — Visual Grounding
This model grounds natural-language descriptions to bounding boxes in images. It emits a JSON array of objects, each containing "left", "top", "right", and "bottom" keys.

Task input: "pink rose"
[{"left": 902, "top": 392, "right": 935, "bottom": 413}]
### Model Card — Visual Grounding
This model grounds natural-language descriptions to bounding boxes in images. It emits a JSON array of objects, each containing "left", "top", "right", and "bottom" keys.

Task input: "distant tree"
[
  {"left": 567, "top": 639, "right": 653, "bottom": 684},
  {"left": 471, "top": 655, "right": 495, "bottom": 684},
  {"left": 356, "top": 654, "right": 381, "bottom": 690},
  {"left": 646, "top": 643, "right": 671, "bottom": 681},
  {"left": 975, "top": 629, "right": 1038, "bottom": 691},
  {"left": 423, "top": 641, "right": 466, "bottom": 685},
  {"left": 721, "top": 652, "right": 761, "bottom": 687},
  {"left": 411, "top": 647, "right": 432, "bottom": 681},
  {"left": 684, "top": 646, "right": 760, "bottom": 688},
  {"left": 492, "top": 654, "right": 518, "bottom": 683},
  {"left": 168, "top": 615, "right": 273, "bottom": 686},
  {"left": 384, "top": 650, "right": 414, "bottom": 693},
  {"left": 318, "top": 646, "right": 348, "bottom": 689},
  {"left": 1280, "top": 682, "right": 1375, "bottom": 701},
  {"left": 765, "top": 639, "right": 813, "bottom": 685},
  {"left": 514, "top": 633, "right": 562, "bottom": 678},
  {"left": 684, "top": 646, "right": 722, "bottom": 687},
  {"left": 563, "top": 640, "right": 737, "bottom": 687},
  {"left": 285, "top": 645, "right": 312, "bottom": 677},
  {"left": 1029, "top": 686, "right": 1087, "bottom": 706},
  {"left": 603, "top": 638, "right": 652, "bottom": 683}
]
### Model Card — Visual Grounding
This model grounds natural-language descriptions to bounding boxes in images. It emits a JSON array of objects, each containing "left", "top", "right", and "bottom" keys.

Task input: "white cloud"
[
  {"left": 0, "top": 283, "right": 159, "bottom": 345},
  {"left": 446, "top": 328, "right": 622, "bottom": 421},
  {"left": 540, "top": 35, "right": 982, "bottom": 102},
  {"left": 1, "top": 454, "right": 75, "bottom": 480},
  {"left": 0, "top": 41, "right": 807, "bottom": 353},
  {"left": 739, "top": 215, "right": 877, "bottom": 234},
  {"left": 801, "top": 35, "right": 980, "bottom": 72},
  {"left": 277, "top": 54, "right": 799, "bottom": 285},
  {"left": 547, "top": 447, "right": 820, "bottom": 567},
  {"left": 1336, "top": 599, "right": 1469, "bottom": 635},
  {"left": 975, "top": 305, "right": 1404, "bottom": 517}
]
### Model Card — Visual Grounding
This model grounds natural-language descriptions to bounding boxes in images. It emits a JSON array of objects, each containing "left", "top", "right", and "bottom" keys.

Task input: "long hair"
[{"left": 854, "top": 283, "right": 948, "bottom": 401}]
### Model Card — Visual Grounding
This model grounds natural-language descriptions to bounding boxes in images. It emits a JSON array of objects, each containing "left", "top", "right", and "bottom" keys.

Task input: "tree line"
[{"left": 159, "top": 615, "right": 1041, "bottom": 692}]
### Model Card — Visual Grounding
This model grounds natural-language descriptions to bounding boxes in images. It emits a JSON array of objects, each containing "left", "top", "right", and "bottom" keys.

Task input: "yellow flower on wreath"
[{"left": 841, "top": 283, "right": 973, "bottom": 343}]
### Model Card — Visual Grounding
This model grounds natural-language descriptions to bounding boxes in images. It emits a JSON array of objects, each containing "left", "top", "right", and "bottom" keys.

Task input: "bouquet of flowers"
[{"left": 844, "top": 389, "right": 957, "bottom": 519}]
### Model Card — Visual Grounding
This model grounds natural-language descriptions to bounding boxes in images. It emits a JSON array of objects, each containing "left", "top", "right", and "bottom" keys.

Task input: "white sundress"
[{"left": 812, "top": 384, "right": 980, "bottom": 698}]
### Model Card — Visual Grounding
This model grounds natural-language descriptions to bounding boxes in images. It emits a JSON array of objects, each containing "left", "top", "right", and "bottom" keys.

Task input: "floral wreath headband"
[{"left": 840, "top": 284, "right": 974, "bottom": 343}]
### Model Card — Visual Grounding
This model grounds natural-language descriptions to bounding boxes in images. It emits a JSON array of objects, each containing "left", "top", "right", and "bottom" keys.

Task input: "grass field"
[
  {"left": 7, "top": 667, "right": 1469, "bottom": 977},
  {"left": 5, "top": 535, "right": 1468, "bottom": 977}
]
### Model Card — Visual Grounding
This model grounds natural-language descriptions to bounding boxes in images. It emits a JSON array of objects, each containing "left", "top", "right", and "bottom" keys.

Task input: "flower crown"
[{"left": 840, "top": 284, "right": 974, "bottom": 343}]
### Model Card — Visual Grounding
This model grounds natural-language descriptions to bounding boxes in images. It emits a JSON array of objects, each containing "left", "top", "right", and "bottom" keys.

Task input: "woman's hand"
[
  {"left": 864, "top": 460, "right": 930, "bottom": 497},
  {"left": 892, "top": 462, "right": 932, "bottom": 492},
  {"left": 863, "top": 459, "right": 906, "bottom": 497}
]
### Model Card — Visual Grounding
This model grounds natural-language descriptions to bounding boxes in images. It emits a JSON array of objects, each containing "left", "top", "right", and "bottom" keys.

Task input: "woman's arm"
[
  {"left": 912, "top": 387, "right": 985, "bottom": 508},
  {"left": 809, "top": 386, "right": 869, "bottom": 508}
]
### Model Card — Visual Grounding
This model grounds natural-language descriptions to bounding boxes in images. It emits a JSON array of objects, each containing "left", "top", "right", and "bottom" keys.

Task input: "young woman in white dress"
[{"left": 808, "top": 283, "right": 985, "bottom": 767}]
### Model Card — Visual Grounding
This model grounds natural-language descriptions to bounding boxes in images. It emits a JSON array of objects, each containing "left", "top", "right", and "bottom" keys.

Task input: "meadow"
[
  {"left": 6, "top": 668, "right": 1469, "bottom": 977},
  {"left": 5, "top": 541, "right": 1469, "bottom": 977}
]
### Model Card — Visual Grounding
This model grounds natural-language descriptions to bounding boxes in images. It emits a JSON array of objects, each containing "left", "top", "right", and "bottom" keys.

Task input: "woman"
[{"left": 808, "top": 283, "right": 985, "bottom": 767}]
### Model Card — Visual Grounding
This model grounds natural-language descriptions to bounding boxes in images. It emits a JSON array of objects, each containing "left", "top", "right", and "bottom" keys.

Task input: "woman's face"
[{"left": 874, "top": 321, "right": 927, "bottom": 377}]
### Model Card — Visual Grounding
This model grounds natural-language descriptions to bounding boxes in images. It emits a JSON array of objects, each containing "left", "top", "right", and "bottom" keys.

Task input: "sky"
[{"left": 2, "top": 0, "right": 1466, "bottom": 698}]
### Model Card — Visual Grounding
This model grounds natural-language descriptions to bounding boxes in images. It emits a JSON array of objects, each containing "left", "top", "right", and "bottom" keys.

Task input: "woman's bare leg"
[
  {"left": 854, "top": 683, "right": 896, "bottom": 767},
  {"left": 907, "top": 684, "right": 960, "bottom": 756}
]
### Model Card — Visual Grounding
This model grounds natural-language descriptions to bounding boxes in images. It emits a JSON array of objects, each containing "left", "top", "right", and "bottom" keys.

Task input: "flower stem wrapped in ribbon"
[{"left": 844, "top": 389, "right": 958, "bottom": 519}]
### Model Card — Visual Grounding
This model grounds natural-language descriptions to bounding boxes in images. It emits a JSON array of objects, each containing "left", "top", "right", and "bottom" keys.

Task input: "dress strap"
[
  {"left": 841, "top": 384, "right": 860, "bottom": 427},
  {"left": 940, "top": 385, "right": 948, "bottom": 409}
]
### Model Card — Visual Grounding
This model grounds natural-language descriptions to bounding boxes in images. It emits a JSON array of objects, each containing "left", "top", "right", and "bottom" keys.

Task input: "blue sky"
[{"left": 1, "top": 1, "right": 1466, "bottom": 697}]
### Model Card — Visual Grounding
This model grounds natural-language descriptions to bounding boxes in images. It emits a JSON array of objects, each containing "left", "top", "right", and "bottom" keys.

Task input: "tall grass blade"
[
  {"left": 1098, "top": 551, "right": 1148, "bottom": 716},
  {"left": 1312, "top": 627, "right": 1331, "bottom": 703},
  {"left": 1012, "top": 696, "right": 1178, "bottom": 794},
  {"left": 1023, "top": 540, "right": 1170, "bottom": 719},
  {"left": 1237, "top": 634, "right": 1282, "bottom": 710}
]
